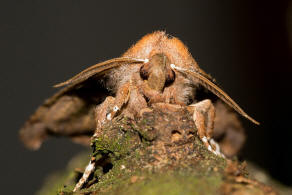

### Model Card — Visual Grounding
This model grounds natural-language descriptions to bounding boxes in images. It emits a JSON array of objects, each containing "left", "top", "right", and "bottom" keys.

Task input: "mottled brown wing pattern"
[{"left": 19, "top": 57, "right": 145, "bottom": 150}]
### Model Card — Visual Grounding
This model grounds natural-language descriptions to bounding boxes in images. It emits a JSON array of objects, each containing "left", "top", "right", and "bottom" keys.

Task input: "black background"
[{"left": 1, "top": 1, "right": 291, "bottom": 194}]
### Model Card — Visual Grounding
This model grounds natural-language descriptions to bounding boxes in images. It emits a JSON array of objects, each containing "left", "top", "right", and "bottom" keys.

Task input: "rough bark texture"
[{"left": 38, "top": 106, "right": 278, "bottom": 195}]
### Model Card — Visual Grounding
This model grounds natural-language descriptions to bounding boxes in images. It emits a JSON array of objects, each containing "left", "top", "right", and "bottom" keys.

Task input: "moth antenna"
[
  {"left": 170, "top": 64, "right": 260, "bottom": 125},
  {"left": 54, "top": 57, "right": 148, "bottom": 88},
  {"left": 196, "top": 68, "right": 216, "bottom": 84}
]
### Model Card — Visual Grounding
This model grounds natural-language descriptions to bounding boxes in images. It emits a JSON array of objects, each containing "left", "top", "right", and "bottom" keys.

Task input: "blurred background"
[{"left": 1, "top": 0, "right": 291, "bottom": 194}]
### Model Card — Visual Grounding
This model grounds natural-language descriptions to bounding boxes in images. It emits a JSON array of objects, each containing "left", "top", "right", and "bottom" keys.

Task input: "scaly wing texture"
[
  {"left": 20, "top": 57, "right": 144, "bottom": 150},
  {"left": 19, "top": 78, "right": 108, "bottom": 150}
]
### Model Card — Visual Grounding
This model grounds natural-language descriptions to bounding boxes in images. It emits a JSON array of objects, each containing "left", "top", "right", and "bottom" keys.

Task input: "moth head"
[{"left": 140, "top": 53, "right": 175, "bottom": 92}]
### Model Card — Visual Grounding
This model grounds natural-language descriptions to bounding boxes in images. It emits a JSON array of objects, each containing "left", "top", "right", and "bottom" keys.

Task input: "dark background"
[{"left": 1, "top": 1, "right": 291, "bottom": 194}]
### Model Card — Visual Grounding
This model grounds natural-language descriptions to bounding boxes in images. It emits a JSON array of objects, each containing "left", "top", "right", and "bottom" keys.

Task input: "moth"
[{"left": 19, "top": 31, "right": 259, "bottom": 191}]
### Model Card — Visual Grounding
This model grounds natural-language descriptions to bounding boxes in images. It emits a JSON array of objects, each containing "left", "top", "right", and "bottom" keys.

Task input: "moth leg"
[
  {"left": 73, "top": 157, "right": 96, "bottom": 192},
  {"left": 73, "top": 96, "right": 116, "bottom": 192},
  {"left": 74, "top": 83, "right": 132, "bottom": 191},
  {"left": 106, "top": 82, "right": 131, "bottom": 121},
  {"left": 93, "top": 96, "right": 116, "bottom": 138},
  {"left": 188, "top": 99, "right": 225, "bottom": 158},
  {"left": 93, "top": 82, "right": 131, "bottom": 138}
]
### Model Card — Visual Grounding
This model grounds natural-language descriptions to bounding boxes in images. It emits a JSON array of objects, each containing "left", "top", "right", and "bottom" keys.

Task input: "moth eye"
[
  {"left": 165, "top": 68, "right": 175, "bottom": 86},
  {"left": 140, "top": 64, "right": 150, "bottom": 80}
]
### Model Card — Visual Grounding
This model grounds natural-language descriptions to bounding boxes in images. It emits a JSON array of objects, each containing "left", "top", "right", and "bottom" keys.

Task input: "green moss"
[
  {"left": 83, "top": 167, "right": 223, "bottom": 195},
  {"left": 92, "top": 130, "right": 138, "bottom": 158},
  {"left": 38, "top": 109, "right": 276, "bottom": 195},
  {"left": 79, "top": 135, "right": 227, "bottom": 194},
  {"left": 36, "top": 152, "right": 90, "bottom": 195},
  {"left": 120, "top": 173, "right": 222, "bottom": 195}
]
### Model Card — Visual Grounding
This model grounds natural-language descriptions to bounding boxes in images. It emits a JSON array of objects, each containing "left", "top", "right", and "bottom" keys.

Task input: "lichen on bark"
[{"left": 40, "top": 105, "right": 277, "bottom": 195}]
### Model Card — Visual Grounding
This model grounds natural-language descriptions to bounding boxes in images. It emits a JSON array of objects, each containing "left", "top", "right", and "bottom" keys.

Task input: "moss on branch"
[{"left": 38, "top": 105, "right": 277, "bottom": 195}]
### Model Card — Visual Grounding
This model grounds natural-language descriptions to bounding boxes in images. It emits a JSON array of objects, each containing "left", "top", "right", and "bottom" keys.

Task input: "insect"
[{"left": 19, "top": 31, "right": 259, "bottom": 191}]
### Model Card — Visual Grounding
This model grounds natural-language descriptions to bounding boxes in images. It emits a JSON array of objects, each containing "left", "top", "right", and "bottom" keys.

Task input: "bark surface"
[{"left": 38, "top": 105, "right": 277, "bottom": 195}]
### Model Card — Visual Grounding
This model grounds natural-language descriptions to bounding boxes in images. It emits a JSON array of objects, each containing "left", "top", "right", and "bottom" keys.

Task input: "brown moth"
[{"left": 19, "top": 31, "right": 259, "bottom": 190}]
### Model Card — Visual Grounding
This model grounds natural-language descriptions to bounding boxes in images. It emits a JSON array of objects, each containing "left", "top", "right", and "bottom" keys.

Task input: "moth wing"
[{"left": 19, "top": 57, "right": 144, "bottom": 150}]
